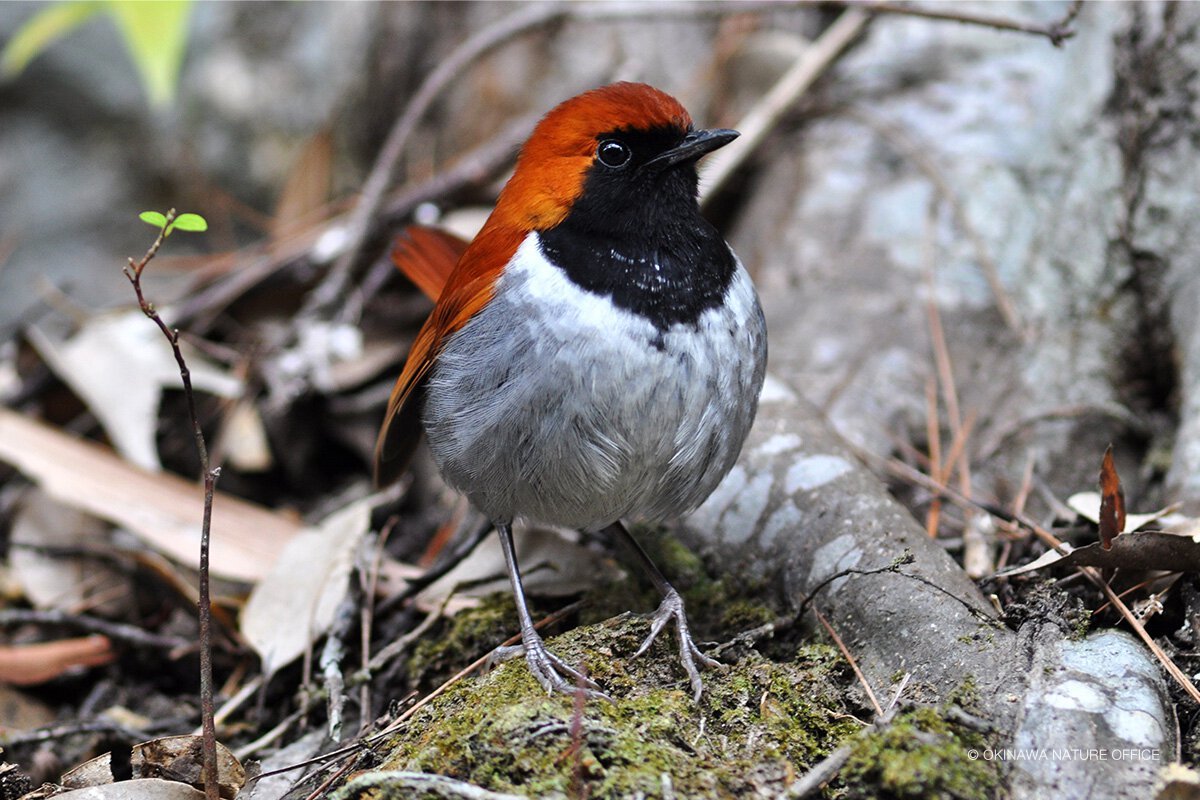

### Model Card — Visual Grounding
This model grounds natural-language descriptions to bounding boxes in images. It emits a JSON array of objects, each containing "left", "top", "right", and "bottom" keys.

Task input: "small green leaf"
[
  {"left": 1, "top": 1, "right": 102, "bottom": 77},
  {"left": 170, "top": 213, "right": 208, "bottom": 233},
  {"left": 139, "top": 211, "right": 168, "bottom": 229}
]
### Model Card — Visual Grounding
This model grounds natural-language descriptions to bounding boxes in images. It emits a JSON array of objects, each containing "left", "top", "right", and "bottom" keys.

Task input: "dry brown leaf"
[
  {"left": 0, "top": 407, "right": 300, "bottom": 583},
  {"left": 1098, "top": 444, "right": 1125, "bottom": 550},
  {"left": 62, "top": 736, "right": 244, "bottom": 798},
  {"left": 995, "top": 531, "right": 1200, "bottom": 577},
  {"left": 0, "top": 636, "right": 114, "bottom": 686},
  {"left": 271, "top": 129, "right": 334, "bottom": 244}
]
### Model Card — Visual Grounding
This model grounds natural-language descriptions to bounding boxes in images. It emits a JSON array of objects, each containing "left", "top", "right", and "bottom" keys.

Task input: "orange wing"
[{"left": 373, "top": 223, "right": 522, "bottom": 486}]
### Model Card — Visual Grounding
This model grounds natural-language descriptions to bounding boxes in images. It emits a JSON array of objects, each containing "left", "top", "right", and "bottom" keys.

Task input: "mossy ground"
[
  {"left": 345, "top": 530, "right": 1001, "bottom": 799},
  {"left": 839, "top": 705, "right": 1000, "bottom": 800},
  {"left": 372, "top": 614, "right": 859, "bottom": 799}
]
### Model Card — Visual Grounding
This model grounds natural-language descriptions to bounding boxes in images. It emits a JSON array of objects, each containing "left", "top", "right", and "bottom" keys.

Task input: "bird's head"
[{"left": 490, "top": 82, "right": 737, "bottom": 234}]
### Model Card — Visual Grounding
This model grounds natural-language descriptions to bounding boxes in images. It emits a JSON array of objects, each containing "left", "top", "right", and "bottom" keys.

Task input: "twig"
[
  {"left": 837, "top": 0, "right": 1084, "bottom": 47},
  {"left": 813, "top": 607, "right": 882, "bottom": 718},
  {"left": 923, "top": 375, "right": 943, "bottom": 537},
  {"left": 304, "top": 756, "right": 360, "bottom": 800},
  {"left": 793, "top": 555, "right": 914, "bottom": 621},
  {"left": 0, "top": 609, "right": 190, "bottom": 651},
  {"left": 124, "top": 209, "right": 221, "bottom": 800},
  {"left": 700, "top": 7, "right": 872, "bottom": 201}
]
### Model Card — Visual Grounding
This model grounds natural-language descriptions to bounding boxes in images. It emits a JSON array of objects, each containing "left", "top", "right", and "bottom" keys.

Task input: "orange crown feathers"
[{"left": 491, "top": 82, "right": 693, "bottom": 233}]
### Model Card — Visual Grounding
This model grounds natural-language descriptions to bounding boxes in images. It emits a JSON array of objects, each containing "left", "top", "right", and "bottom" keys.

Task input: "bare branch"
[
  {"left": 124, "top": 212, "right": 222, "bottom": 800},
  {"left": 838, "top": 0, "right": 1084, "bottom": 47}
]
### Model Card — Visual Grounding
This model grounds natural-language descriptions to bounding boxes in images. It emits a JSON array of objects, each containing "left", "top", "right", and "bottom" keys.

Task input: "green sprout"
[{"left": 139, "top": 210, "right": 208, "bottom": 237}]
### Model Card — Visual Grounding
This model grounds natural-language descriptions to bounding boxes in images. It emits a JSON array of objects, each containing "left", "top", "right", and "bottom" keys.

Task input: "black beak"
[{"left": 644, "top": 128, "right": 739, "bottom": 171}]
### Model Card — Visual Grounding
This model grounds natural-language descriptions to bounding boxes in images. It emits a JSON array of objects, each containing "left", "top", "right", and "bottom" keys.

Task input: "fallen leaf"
[
  {"left": 0, "top": 636, "right": 114, "bottom": 686},
  {"left": 241, "top": 497, "right": 372, "bottom": 676},
  {"left": 0, "top": 407, "right": 300, "bottom": 583},
  {"left": 9, "top": 488, "right": 127, "bottom": 613},
  {"left": 51, "top": 777, "right": 205, "bottom": 799},
  {"left": 62, "top": 736, "right": 244, "bottom": 799},
  {"left": 28, "top": 312, "right": 242, "bottom": 471},
  {"left": 995, "top": 531, "right": 1200, "bottom": 577},
  {"left": 1098, "top": 444, "right": 1125, "bottom": 550}
]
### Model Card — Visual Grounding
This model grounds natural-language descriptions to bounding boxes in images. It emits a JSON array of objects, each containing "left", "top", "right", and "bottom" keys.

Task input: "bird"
[{"left": 375, "top": 82, "right": 767, "bottom": 701}]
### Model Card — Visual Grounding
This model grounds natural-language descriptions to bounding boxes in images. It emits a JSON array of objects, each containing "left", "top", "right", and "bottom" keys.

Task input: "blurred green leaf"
[
  {"left": 1, "top": 0, "right": 194, "bottom": 107},
  {"left": 1, "top": 1, "right": 103, "bottom": 76},
  {"left": 170, "top": 213, "right": 208, "bottom": 233},
  {"left": 106, "top": 0, "right": 193, "bottom": 106},
  {"left": 139, "top": 211, "right": 168, "bottom": 229}
]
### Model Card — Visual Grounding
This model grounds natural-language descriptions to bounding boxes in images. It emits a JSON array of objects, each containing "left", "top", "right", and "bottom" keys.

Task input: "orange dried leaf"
[
  {"left": 0, "top": 635, "right": 114, "bottom": 686},
  {"left": 1098, "top": 444, "right": 1125, "bottom": 550}
]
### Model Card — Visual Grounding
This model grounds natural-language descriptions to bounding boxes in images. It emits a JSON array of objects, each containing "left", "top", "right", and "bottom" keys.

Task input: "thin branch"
[
  {"left": 700, "top": 7, "right": 872, "bottom": 201},
  {"left": 124, "top": 210, "right": 221, "bottom": 800},
  {"left": 814, "top": 607, "right": 883, "bottom": 718},
  {"left": 838, "top": 0, "right": 1084, "bottom": 47},
  {"left": 301, "top": 2, "right": 571, "bottom": 321},
  {"left": 0, "top": 609, "right": 190, "bottom": 651}
]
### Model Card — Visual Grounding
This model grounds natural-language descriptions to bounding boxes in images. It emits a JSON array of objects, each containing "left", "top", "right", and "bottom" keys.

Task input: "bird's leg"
[
  {"left": 494, "top": 521, "right": 608, "bottom": 699},
  {"left": 605, "top": 521, "right": 721, "bottom": 701}
]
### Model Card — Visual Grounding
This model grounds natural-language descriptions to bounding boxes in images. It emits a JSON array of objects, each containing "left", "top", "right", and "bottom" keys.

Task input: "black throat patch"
[{"left": 537, "top": 133, "right": 736, "bottom": 332}]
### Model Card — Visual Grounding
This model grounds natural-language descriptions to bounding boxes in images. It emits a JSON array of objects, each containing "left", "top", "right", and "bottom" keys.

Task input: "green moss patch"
[
  {"left": 839, "top": 705, "right": 1000, "bottom": 800},
  {"left": 374, "top": 615, "right": 859, "bottom": 799}
]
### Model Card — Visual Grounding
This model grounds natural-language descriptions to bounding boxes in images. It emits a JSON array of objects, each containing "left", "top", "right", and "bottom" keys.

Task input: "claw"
[
  {"left": 635, "top": 587, "right": 721, "bottom": 701},
  {"left": 499, "top": 635, "right": 612, "bottom": 702}
]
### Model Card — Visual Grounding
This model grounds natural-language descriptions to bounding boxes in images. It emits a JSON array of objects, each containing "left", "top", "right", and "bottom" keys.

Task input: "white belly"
[{"left": 423, "top": 233, "right": 767, "bottom": 530}]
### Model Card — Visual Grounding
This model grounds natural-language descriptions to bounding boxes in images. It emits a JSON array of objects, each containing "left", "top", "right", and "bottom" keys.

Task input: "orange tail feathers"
[
  {"left": 374, "top": 225, "right": 471, "bottom": 486},
  {"left": 391, "top": 225, "right": 470, "bottom": 301}
]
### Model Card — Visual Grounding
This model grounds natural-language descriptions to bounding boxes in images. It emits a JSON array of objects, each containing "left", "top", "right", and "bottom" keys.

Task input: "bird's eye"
[{"left": 597, "top": 139, "right": 631, "bottom": 168}]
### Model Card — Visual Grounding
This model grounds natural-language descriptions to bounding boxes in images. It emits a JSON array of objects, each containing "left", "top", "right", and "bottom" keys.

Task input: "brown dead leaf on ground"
[
  {"left": 0, "top": 407, "right": 301, "bottom": 583},
  {"left": 0, "top": 635, "right": 114, "bottom": 686}
]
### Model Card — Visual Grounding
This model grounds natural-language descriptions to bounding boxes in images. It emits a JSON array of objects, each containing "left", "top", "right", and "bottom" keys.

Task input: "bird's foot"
[
  {"left": 492, "top": 636, "right": 611, "bottom": 702},
  {"left": 634, "top": 587, "right": 722, "bottom": 701}
]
